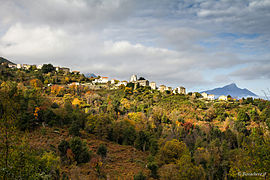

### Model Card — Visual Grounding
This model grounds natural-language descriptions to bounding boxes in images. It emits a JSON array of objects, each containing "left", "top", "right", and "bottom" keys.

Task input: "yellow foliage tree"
[
  {"left": 29, "top": 79, "right": 43, "bottom": 89},
  {"left": 72, "top": 98, "right": 82, "bottom": 107}
]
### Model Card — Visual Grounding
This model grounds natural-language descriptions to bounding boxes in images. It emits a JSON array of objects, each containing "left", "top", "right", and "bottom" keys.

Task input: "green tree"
[
  {"left": 70, "top": 137, "right": 91, "bottom": 164},
  {"left": 41, "top": 64, "right": 54, "bottom": 74},
  {"left": 177, "top": 154, "right": 205, "bottom": 180},
  {"left": 69, "top": 120, "right": 81, "bottom": 136},
  {"left": 97, "top": 144, "right": 107, "bottom": 159},
  {"left": 58, "top": 140, "right": 70, "bottom": 157},
  {"left": 135, "top": 130, "right": 149, "bottom": 152}
]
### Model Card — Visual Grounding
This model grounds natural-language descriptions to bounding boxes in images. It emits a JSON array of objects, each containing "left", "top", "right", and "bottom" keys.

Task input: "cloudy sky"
[{"left": 0, "top": 0, "right": 270, "bottom": 95}]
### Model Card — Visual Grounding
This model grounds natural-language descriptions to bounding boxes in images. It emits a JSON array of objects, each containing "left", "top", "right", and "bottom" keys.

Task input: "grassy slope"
[{"left": 28, "top": 127, "right": 150, "bottom": 179}]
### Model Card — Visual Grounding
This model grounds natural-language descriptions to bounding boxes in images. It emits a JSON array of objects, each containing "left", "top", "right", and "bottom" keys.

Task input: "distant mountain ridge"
[
  {"left": 201, "top": 83, "right": 257, "bottom": 98},
  {"left": 84, "top": 73, "right": 97, "bottom": 78},
  {"left": 0, "top": 57, "right": 15, "bottom": 65}
]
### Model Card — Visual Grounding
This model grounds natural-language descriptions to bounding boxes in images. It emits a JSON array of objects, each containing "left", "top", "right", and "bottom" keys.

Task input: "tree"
[
  {"left": 135, "top": 130, "right": 149, "bottom": 151},
  {"left": 147, "top": 159, "right": 159, "bottom": 179},
  {"left": 69, "top": 137, "right": 91, "bottom": 164},
  {"left": 0, "top": 82, "right": 19, "bottom": 179},
  {"left": 177, "top": 154, "right": 205, "bottom": 180},
  {"left": 58, "top": 140, "right": 70, "bottom": 157},
  {"left": 97, "top": 144, "right": 107, "bottom": 159},
  {"left": 41, "top": 64, "right": 54, "bottom": 74},
  {"left": 138, "top": 77, "right": 145, "bottom": 80},
  {"left": 69, "top": 121, "right": 81, "bottom": 136},
  {"left": 29, "top": 79, "right": 43, "bottom": 89},
  {"left": 159, "top": 139, "right": 189, "bottom": 164}
]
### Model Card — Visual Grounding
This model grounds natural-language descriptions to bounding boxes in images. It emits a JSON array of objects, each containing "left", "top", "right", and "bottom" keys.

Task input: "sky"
[{"left": 0, "top": 0, "right": 270, "bottom": 96}]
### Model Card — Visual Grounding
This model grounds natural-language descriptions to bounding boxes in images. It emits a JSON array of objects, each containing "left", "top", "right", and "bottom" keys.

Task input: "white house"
[
  {"left": 93, "top": 77, "right": 109, "bottom": 84},
  {"left": 37, "top": 65, "right": 43, "bottom": 69},
  {"left": 22, "top": 64, "right": 31, "bottom": 70},
  {"left": 202, "top": 92, "right": 208, "bottom": 99},
  {"left": 208, "top": 94, "right": 215, "bottom": 100},
  {"left": 218, "top": 95, "right": 228, "bottom": 101},
  {"left": 55, "top": 66, "right": 60, "bottom": 71},
  {"left": 116, "top": 81, "right": 127, "bottom": 87},
  {"left": 8, "top": 64, "right": 16, "bottom": 68},
  {"left": 17, "top": 64, "right": 22, "bottom": 69},
  {"left": 130, "top": 75, "right": 137, "bottom": 82},
  {"left": 111, "top": 79, "right": 117, "bottom": 84}
]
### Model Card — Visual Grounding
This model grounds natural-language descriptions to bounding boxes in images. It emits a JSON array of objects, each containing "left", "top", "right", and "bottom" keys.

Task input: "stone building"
[
  {"left": 61, "top": 67, "right": 70, "bottom": 74},
  {"left": 137, "top": 80, "right": 149, "bottom": 87},
  {"left": 180, "top": 86, "right": 186, "bottom": 94},
  {"left": 173, "top": 86, "right": 186, "bottom": 94},
  {"left": 202, "top": 92, "right": 215, "bottom": 100},
  {"left": 150, "top": 82, "right": 156, "bottom": 90},
  {"left": 166, "top": 87, "right": 172, "bottom": 91},
  {"left": 158, "top": 85, "right": 166, "bottom": 93}
]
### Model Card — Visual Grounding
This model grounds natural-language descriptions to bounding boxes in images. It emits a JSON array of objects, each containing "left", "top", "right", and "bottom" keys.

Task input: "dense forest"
[{"left": 0, "top": 64, "right": 269, "bottom": 179}]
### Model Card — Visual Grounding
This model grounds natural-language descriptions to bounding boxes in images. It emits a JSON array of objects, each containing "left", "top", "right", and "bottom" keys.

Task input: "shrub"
[
  {"left": 97, "top": 144, "right": 107, "bottom": 158},
  {"left": 69, "top": 121, "right": 81, "bottom": 136},
  {"left": 58, "top": 140, "right": 69, "bottom": 157},
  {"left": 133, "top": 171, "right": 146, "bottom": 180},
  {"left": 70, "top": 137, "right": 91, "bottom": 164},
  {"left": 147, "top": 161, "right": 159, "bottom": 179},
  {"left": 77, "top": 148, "right": 91, "bottom": 164},
  {"left": 51, "top": 102, "right": 59, "bottom": 109}
]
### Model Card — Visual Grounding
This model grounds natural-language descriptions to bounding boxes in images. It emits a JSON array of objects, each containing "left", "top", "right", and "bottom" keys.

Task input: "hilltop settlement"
[{"left": 2, "top": 60, "right": 245, "bottom": 101}]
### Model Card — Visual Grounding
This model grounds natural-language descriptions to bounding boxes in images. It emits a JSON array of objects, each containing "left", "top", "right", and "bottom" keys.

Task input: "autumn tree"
[
  {"left": 158, "top": 139, "right": 189, "bottom": 164},
  {"left": 29, "top": 79, "right": 43, "bottom": 89},
  {"left": 0, "top": 82, "right": 19, "bottom": 179}
]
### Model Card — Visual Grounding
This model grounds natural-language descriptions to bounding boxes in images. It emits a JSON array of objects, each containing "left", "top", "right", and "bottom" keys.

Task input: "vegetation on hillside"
[{"left": 0, "top": 64, "right": 270, "bottom": 179}]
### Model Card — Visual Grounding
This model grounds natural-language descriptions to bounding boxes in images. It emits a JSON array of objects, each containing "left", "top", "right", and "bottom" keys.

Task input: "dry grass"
[{"left": 27, "top": 127, "right": 150, "bottom": 179}]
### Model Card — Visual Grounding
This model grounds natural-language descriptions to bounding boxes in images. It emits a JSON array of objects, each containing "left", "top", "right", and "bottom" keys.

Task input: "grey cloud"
[{"left": 231, "top": 61, "right": 270, "bottom": 80}]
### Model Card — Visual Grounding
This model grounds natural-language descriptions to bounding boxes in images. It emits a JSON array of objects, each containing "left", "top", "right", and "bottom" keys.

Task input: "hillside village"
[{"left": 1, "top": 60, "right": 237, "bottom": 101}]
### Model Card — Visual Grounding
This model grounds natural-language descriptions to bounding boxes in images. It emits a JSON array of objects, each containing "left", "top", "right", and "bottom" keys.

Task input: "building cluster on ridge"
[
  {"left": 127, "top": 74, "right": 186, "bottom": 94},
  {"left": 76, "top": 74, "right": 187, "bottom": 94},
  {"left": 2, "top": 61, "right": 229, "bottom": 100},
  {"left": 201, "top": 92, "right": 228, "bottom": 101},
  {"left": 3, "top": 62, "right": 84, "bottom": 75}
]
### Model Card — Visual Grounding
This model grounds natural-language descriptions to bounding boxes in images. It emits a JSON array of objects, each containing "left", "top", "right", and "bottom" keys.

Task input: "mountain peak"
[
  {"left": 225, "top": 83, "right": 238, "bottom": 88},
  {"left": 201, "top": 83, "right": 257, "bottom": 98}
]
